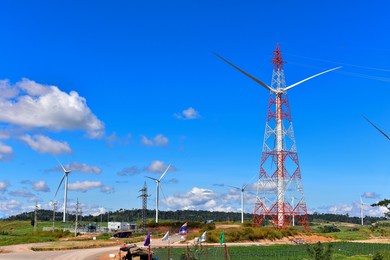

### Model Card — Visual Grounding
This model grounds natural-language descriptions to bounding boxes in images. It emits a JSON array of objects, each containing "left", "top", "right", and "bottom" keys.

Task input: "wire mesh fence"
[{"left": 149, "top": 242, "right": 390, "bottom": 260}]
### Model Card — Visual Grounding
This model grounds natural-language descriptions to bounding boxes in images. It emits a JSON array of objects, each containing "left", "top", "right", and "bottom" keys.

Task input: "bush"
[
  {"left": 372, "top": 250, "right": 390, "bottom": 260},
  {"left": 319, "top": 225, "right": 340, "bottom": 233},
  {"left": 29, "top": 230, "right": 71, "bottom": 239},
  {"left": 204, "top": 227, "right": 297, "bottom": 243},
  {"left": 306, "top": 242, "right": 333, "bottom": 260},
  {"left": 201, "top": 222, "right": 216, "bottom": 231}
]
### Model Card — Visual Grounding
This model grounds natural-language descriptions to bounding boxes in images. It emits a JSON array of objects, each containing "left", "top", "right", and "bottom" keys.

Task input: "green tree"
[
  {"left": 371, "top": 199, "right": 390, "bottom": 218},
  {"left": 306, "top": 242, "right": 333, "bottom": 260}
]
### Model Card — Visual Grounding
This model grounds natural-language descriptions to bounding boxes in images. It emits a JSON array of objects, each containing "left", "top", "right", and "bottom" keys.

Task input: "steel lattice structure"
[
  {"left": 216, "top": 44, "right": 340, "bottom": 230},
  {"left": 138, "top": 181, "right": 148, "bottom": 231},
  {"left": 253, "top": 45, "right": 309, "bottom": 230}
]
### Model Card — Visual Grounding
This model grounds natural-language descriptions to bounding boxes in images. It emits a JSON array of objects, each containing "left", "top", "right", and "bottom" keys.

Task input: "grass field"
[
  {"left": 1, "top": 219, "right": 390, "bottom": 259},
  {"left": 151, "top": 243, "right": 390, "bottom": 260}
]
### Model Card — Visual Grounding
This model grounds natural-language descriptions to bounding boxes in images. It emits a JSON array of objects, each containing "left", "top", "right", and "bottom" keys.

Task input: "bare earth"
[{"left": 1, "top": 232, "right": 390, "bottom": 259}]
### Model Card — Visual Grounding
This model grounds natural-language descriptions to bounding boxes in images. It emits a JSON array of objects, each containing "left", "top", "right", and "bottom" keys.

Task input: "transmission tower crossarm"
[
  {"left": 283, "top": 66, "right": 342, "bottom": 92},
  {"left": 214, "top": 52, "right": 276, "bottom": 93}
]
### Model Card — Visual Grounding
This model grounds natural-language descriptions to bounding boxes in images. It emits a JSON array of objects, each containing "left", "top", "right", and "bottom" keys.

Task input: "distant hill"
[{"left": 3, "top": 209, "right": 385, "bottom": 226}]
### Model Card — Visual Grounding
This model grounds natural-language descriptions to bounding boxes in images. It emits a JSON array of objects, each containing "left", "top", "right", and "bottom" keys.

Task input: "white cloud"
[
  {"left": 0, "top": 80, "right": 19, "bottom": 99},
  {"left": 21, "top": 180, "right": 50, "bottom": 192},
  {"left": 68, "top": 180, "right": 113, "bottom": 193},
  {"left": 362, "top": 192, "right": 380, "bottom": 199},
  {"left": 174, "top": 107, "right": 200, "bottom": 120},
  {"left": 163, "top": 187, "right": 222, "bottom": 210},
  {"left": 71, "top": 204, "right": 107, "bottom": 216},
  {"left": 326, "top": 204, "right": 353, "bottom": 214},
  {"left": 153, "top": 134, "right": 168, "bottom": 146},
  {"left": 141, "top": 135, "right": 153, "bottom": 146},
  {"left": 64, "top": 162, "right": 102, "bottom": 174},
  {"left": 100, "top": 185, "right": 114, "bottom": 193},
  {"left": 106, "top": 132, "right": 131, "bottom": 147},
  {"left": 141, "top": 134, "right": 169, "bottom": 147},
  {"left": 0, "top": 131, "right": 11, "bottom": 139},
  {"left": 117, "top": 166, "right": 140, "bottom": 176},
  {"left": 32, "top": 180, "right": 50, "bottom": 192},
  {"left": 321, "top": 201, "right": 388, "bottom": 218},
  {"left": 0, "top": 199, "right": 22, "bottom": 211},
  {"left": 9, "top": 189, "right": 34, "bottom": 198},
  {"left": 0, "top": 181, "right": 10, "bottom": 193},
  {"left": 0, "top": 142, "right": 13, "bottom": 161},
  {"left": 0, "top": 78, "right": 104, "bottom": 138},
  {"left": 20, "top": 134, "right": 72, "bottom": 155},
  {"left": 144, "top": 160, "right": 174, "bottom": 173},
  {"left": 69, "top": 181, "right": 102, "bottom": 192}
]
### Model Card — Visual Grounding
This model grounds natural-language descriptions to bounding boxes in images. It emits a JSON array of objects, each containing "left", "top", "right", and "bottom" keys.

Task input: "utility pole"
[
  {"left": 34, "top": 202, "right": 38, "bottom": 232},
  {"left": 52, "top": 200, "right": 58, "bottom": 232},
  {"left": 75, "top": 198, "right": 79, "bottom": 237}
]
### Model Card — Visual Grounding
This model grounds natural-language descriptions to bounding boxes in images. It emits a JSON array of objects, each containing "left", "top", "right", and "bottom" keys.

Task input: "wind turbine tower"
[
  {"left": 229, "top": 175, "right": 255, "bottom": 224},
  {"left": 146, "top": 164, "right": 170, "bottom": 223},
  {"left": 229, "top": 184, "right": 248, "bottom": 224},
  {"left": 360, "top": 196, "right": 367, "bottom": 226},
  {"left": 216, "top": 44, "right": 340, "bottom": 230},
  {"left": 55, "top": 161, "right": 72, "bottom": 223}
]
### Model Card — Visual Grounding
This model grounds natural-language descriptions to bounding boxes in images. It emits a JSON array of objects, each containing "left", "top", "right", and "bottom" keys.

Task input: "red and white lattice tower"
[
  {"left": 215, "top": 44, "right": 340, "bottom": 230},
  {"left": 253, "top": 45, "right": 309, "bottom": 230}
]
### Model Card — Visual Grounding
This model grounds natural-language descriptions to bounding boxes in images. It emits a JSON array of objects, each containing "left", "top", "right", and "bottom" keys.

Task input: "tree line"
[{"left": 4, "top": 209, "right": 385, "bottom": 226}]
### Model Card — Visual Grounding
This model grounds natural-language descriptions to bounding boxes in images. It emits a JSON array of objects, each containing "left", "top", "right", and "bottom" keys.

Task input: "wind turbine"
[
  {"left": 363, "top": 116, "right": 390, "bottom": 141},
  {"left": 215, "top": 45, "right": 341, "bottom": 229},
  {"left": 55, "top": 160, "right": 72, "bottom": 223},
  {"left": 228, "top": 175, "right": 256, "bottom": 224},
  {"left": 145, "top": 164, "right": 170, "bottom": 223},
  {"left": 360, "top": 196, "right": 368, "bottom": 226}
]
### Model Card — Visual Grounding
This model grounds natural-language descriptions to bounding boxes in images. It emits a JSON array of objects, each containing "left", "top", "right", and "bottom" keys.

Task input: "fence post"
[
  {"left": 168, "top": 242, "right": 170, "bottom": 259},
  {"left": 224, "top": 244, "right": 230, "bottom": 260}
]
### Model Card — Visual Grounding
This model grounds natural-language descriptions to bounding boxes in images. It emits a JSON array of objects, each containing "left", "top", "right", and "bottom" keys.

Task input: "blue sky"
[{"left": 0, "top": 0, "right": 389, "bottom": 219}]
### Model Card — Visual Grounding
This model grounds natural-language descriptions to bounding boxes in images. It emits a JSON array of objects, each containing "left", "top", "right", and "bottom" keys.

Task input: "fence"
[{"left": 147, "top": 242, "right": 390, "bottom": 260}]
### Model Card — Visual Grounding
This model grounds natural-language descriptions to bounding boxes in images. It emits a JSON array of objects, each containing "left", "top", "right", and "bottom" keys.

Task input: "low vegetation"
[
  {"left": 1, "top": 213, "right": 390, "bottom": 259},
  {"left": 153, "top": 243, "right": 390, "bottom": 260},
  {"left": 188, "top": 226, "right": 298, "bottom": 243}
]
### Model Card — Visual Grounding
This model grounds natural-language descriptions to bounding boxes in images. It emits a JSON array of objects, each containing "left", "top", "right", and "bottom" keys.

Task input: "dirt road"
[{"left": 0, "top": 246, "right": 119, "bottom": 260}]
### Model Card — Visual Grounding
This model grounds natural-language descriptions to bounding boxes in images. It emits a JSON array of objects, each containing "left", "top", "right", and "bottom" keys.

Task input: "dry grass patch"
[
  {"left": 31, "top": 240, "right": 119, "bottom": 251},
  {"left": 31, "top": 236, "right": 145, "bottom": 251}
]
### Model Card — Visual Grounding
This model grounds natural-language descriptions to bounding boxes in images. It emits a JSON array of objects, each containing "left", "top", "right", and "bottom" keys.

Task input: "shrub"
[
  {"left": 319, "top": 225, "right": 340, "bottom": 233},
  {"left": 306, "top": 242, "right": 333, "bottom": 260},
  {"left": 201, "top": 222, "right": 216, "bottom": 231},
  {"left": 372, "top": 250, "right": 390, "bottom": 260}
]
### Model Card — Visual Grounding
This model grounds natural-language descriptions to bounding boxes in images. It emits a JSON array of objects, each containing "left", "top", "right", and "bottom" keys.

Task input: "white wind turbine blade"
[
  {"left": 56, "top": 158, "right": 72, "bottom": 173},
  {"left": 145, "top": 176, "right": 159, "bottom": 182},
  {"left": 363, "top": 116, "right": 390, "bottom": 141},
  {"left": 55, "top": 173, "right": 66, "bottom": 197},
  {"left": 159, "top": 164, "right": 171, "bottom": 181},
  {"left": 214, "top": 53, "right": 276, "bottom": 93},
  {"left": 283, "top": 66, "right": 342, "bottom": 92},
  {"left": 227, "top": 185, "right": 240, "bottom": 190},
  {"left": 56, "top": 158, "right": 67, "bottom": 172},
  {"left": 242, "top": 174, "right": 257, "bottom": 191}
]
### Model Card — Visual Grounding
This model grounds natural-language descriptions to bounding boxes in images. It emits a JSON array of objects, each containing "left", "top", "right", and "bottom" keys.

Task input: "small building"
[{"left": 108, "top": 222, "right": 130, "bottom": 231}]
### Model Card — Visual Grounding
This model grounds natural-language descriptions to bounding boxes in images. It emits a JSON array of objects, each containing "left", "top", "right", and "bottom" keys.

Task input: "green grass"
[
  {"left": 0, "top": 220, "right": 73, "bottom": 246},
  {"left": 324, "top": 230, "right": 372, "bottom": 241},
  {"left": 151, "top": 243, "right": 390, "bottom": 260}
]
